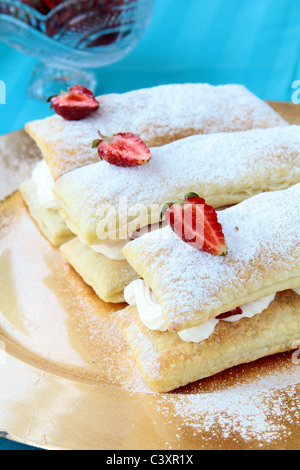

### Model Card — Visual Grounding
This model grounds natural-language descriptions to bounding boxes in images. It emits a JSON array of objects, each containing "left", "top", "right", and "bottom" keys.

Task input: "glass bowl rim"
[{"left": 0, "top": 0, "right": 148, "bottom": 22}]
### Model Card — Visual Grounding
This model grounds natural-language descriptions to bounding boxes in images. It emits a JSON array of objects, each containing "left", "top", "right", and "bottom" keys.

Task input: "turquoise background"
[
  {"left": 0, "top": 0, "right": 300, "bottom": 450},
  {"left": 1, "top": 0, "right": 300, "bottom": 136}
]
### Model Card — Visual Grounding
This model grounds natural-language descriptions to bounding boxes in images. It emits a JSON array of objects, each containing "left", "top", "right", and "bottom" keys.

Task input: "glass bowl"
[{"left": 0, "top": 0, "right": 153, "bottom": 99}]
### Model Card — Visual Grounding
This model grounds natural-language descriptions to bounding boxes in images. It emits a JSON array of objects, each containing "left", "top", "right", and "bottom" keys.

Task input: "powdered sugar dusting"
[
  {"left": 124, "top": 183, "right": 300, "bottom": 330},
  {"left": 1, "top": 194, "right": 299, "bottom": 449},
  {"left": 151, "top": 359, "right": 300, "bottom": 448},
  {"left": 55, "top": 125, "right": 300, "bottom": 242},
  {"left": 112, "top": 302, "right": 300, "bottom": 446},
  {"left": 29, "top": 83, "right": 287, "bottom": 147},
  {"left": 27, "top": 83, "right": 287, "bottom": 179},
  {"left": 0, "top": 130, "right": 42, "bottom": 201}
]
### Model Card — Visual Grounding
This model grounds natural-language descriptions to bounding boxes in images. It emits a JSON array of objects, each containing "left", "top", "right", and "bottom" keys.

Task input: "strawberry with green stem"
[
  {"left": 92, "top": 131, "right": 152, "bottom": 167},
  {"left": 47, "top": 85, "right": 99, "bottom": 121},
  {"left": 161, "top": 192, "right": 228, "bottom": 256},
  {"left": 161, "top": 193, "right": 243, "bottom": 317}
]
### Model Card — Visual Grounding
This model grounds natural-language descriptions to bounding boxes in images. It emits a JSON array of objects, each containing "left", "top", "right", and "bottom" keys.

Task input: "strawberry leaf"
[
  {"left": 185, "top": 192, "right": 200, "bottom": 199},
  {"left": 92, "top": 139, "right": 101, "bottom": 149},
  {"left": 46, "top": 94, "right": 58, "bottom": 103},
  {"left": 160, "top": 202, "right": 173, "bottom": 220}
]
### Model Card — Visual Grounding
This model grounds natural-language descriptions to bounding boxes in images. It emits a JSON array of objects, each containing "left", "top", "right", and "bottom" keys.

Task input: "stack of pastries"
[{"left": 20, "top": 83, "right": 300, "bottom": 392}]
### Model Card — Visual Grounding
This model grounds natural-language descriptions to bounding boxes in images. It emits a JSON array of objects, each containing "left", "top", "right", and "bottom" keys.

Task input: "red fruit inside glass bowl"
[
  {"left": 17, "top": 1, "right": 132, "bottom": 48},
  {"left": 45, "top": 1, "right": 126, "bottom": 44},
  {"left": 86, "top": 32, "right": 119, "bottom": 47},
  {"left": 19, "top": 0, "right": 64, "bottom": 14},
  {"left": 19, "top": 0, "right": 127, "bottom": 15},
  {"left": 42, "top": 0, "right": 64, "bottom": 8},
  {"left": 19, "top": 0, "right": 49, "bottom": 14}
]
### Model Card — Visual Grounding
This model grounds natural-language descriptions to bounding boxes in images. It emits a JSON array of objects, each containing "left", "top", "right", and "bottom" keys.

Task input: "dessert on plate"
[
  {"left": 19, "top": 160, "right": 73, "bottom": 247},
  {"left": 14, "top": 82, "right": 300, "bottom": 392},
  {"left": 115, "top": 185, "right": 300, "bottom": 392}
]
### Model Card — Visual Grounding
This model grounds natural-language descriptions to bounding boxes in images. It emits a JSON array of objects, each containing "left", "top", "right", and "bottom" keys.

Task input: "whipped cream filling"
[
  {"left": 31, "top": 161, "right": 129, "bottom": 259},
  {"left": 124, "top": 279, "right": 167, "bottom": 331},
  {"left": 88, "top": 239, "right": 128, "bottom": 261},
  {"left": 130, "top": 221, "right": 168, "bottom": 240},
  {"left": 31, "top": 160, "right": 57, "bottom": 209},
  {"left": 30, "top": 162, "right": 164, "bottom": 261},
  {"left": 124, "top": 280, "right": 300, "bottom": 343},
  {"left": 87, "top": 222, "right": 168, "bottom": 261},
  {"left": 177, "top": 318, "right": 219, "bottom": 343},
  {"left": 220, "top": 294, "right": 276, "bottom": 323}
]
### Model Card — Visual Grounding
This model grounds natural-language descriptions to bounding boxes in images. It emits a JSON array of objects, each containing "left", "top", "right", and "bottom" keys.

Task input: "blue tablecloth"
[
  {"left": 0, "top": 438, "right": 38, "bottom": 450},
  {"left": 0, "top": 0, "right": 300, "bottom": 450}
]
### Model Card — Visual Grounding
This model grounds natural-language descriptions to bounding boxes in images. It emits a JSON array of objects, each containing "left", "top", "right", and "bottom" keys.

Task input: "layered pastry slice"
[
  {"left": 19, "top": 159, "right": 73, "bottom": 247},
  {"left": 59, "top": 237, "right": 139, "bottom": 303},
  {"left": 54, "top": 125, "right": 300, "bottom": 245},
  {"left": 52, "top": 125, "right": 300, "bottom": 304},
  {"left": 58, "top": 224, "right": 165, "bottom": 303},
  {"left": 25, "top": 83, "right": 287, "bottom": 181},
  {"left": 114, "top": 184, "right": 300, "bottom": 392},
  {"left": 19, "top": 158, "right": 138, "bottom": 301}
]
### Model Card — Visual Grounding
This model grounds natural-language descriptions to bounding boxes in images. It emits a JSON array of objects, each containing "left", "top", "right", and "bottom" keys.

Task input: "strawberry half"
[
  {"left": 161, "top": 193, "right": 228, "bottom": 256},
  {"left": 92, "top": 131, "right": 152, "bottom": 167},
  {"left": 48, "top": 85, "right": 99, "bottom": 121},
  {"left": 216, "top": 307, "right": 243, "bottom": 319}
]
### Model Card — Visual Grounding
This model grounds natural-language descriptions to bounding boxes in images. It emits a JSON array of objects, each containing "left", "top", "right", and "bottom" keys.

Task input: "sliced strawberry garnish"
[
  {"left": 161, "top": 193, "right": 228, "bottom": 256},
  {"left": 216, "top": 307, "right": 243, "bottom": 320},
  {"left": 92, "top": 131, "right": 152, "bottom": 167},
  {"left": 48, "top": 85, "right": 99, "bottom": 121}
]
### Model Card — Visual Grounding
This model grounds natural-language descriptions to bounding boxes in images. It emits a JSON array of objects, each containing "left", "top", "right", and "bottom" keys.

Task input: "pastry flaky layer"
[
  {"left": 19, "top": 180, "right": 73, "bottom": 247},
  {"left": 25, "top": 83, "right": 287, "bottom": 181},
  {"left": 54, "top": 125, "right": 300, "bottom": 245},
  {"left": 122, "top": 183, "right": 300, "bottom": 332},
  {"left": 114, "top": 290, "right": 300, "bottom": 392},
  {"left": 60, "top": 237, "right": 139, "bottom": 303}
]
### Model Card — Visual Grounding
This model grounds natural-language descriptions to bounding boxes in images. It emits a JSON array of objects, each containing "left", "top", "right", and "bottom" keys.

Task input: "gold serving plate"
[{"left": 0, "top": 102, "right": 300, "bottom": 450}]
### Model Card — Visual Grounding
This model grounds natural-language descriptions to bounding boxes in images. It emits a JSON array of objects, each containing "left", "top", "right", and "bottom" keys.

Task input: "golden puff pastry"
[
  {"left": 54, "top": 125, "right": 300, "bottom": 245},
  {"left": 114, "top": 290, "right": 300, "bottom": 392},
  {"left": 25, "top": 83, "right": 287, "bottom": 181},
  {"left": 19, "top": 180, "right": 73, "bottom": 247},
  {"left": 60, "top": 237, "right": 139, "bottom": 303},
  {"left": 122, "top": 184, "right": 300, "bottom": 332}
]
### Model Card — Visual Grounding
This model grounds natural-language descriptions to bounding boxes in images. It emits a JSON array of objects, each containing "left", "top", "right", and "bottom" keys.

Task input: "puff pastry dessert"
[
  {"left": 19, "top": 159, "right": 137, "bottom": 302},
  {"left": 114, "top": 291, "right": 300, "bottom": 392},
  {"left": 60, "top": 237, "right": 139, "bottom": 303},
  {"left": 54, "top": 125, "right": 300, "bottom": 245},
  {"left": 25, "top": 83, "right": 287, "bottom": 181},
  {"left": 113, "top": 184, "right": 300, "bottom": 392},
  {"left": 19, "top": 160, "right": 73, "bottom": 247},
  {"left": 58, "top": 224, "right": 166, "bottom": 303}
]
